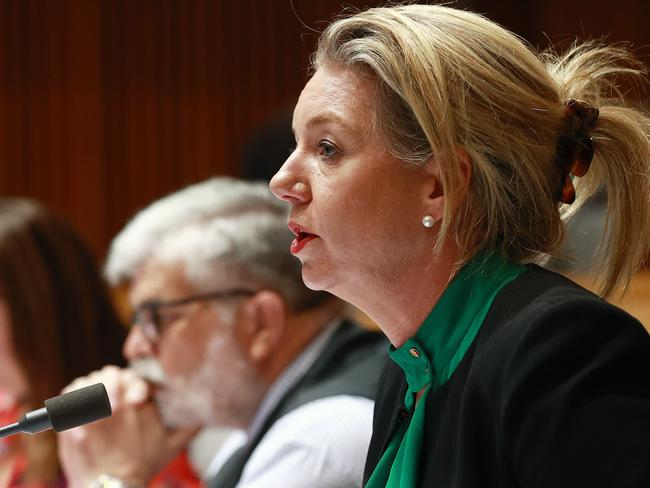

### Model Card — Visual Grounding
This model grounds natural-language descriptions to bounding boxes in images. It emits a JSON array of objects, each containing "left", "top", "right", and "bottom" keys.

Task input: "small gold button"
[{"left": 409, "top": 347, "right": 421, "bottom": 358}]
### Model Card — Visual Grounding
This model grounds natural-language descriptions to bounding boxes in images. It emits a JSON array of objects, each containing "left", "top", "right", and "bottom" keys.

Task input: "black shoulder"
[
  {"left": 478, "top": 265, "right": 649, "bottom": 369},
  {"left": 280, "top": 320, "right": 389, "bottom": 412},
  {"left": 482, "top": 266, "right": 650, "bottom": 486}
]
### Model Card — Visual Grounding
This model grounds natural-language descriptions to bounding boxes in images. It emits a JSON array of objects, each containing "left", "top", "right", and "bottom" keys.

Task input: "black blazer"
[
  {"left": 210, "top": 320, "right": 388, "bottom": 488},
  {"left": 364, "top": 265, "right": 650, "bottom": 487}
]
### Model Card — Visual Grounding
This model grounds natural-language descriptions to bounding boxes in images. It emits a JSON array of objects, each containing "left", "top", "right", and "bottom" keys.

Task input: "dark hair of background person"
[
  {"left": 241, "top": 110, "right": 294, "bottom": 182},
  {"left": 0, "top": 198, "right": 126, "bottom": 484}
]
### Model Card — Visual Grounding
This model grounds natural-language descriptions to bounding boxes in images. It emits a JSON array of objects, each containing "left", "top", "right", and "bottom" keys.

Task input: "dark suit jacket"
[
  {"left": 211, "top": 320, "right": 387, "bottom": 488},
  {"left": 364, "top": 265, "right": 650, "bottom": 487}
]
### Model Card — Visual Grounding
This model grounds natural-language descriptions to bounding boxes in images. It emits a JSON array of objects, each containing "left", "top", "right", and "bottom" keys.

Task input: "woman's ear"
[
  {"left": 421, "top": 148, "right": 472, "bottom": 221},
  {"left": 422, "top": 158, "right": 444, "bottom": 222},
  {"left": 236, "top": 290, "right": 286, "bottom": 365}
]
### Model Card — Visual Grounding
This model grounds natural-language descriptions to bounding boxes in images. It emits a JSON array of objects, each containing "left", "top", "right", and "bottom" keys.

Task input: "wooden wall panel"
[
  {"left": 0, "top": 0, "right": 105, "bottom": 255},
  {"left": 0, "top": 0, "right": 647, "bottom": 260},
  {"left": 95, "top": 0, "right": 382, "bottom": 252}
]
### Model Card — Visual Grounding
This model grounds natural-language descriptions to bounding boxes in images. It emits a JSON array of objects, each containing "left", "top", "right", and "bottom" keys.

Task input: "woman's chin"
[
  {"left": 301, "top": 273, "right": 327, "bottom": 291},
  {"left": 300, "top": 263, "right": 334, "bottom": 292}
]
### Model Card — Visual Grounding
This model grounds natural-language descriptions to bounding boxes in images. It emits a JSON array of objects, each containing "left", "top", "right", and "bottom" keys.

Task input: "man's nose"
[{"left": 122, "top": 325, "right": 155, "bottom": 361}]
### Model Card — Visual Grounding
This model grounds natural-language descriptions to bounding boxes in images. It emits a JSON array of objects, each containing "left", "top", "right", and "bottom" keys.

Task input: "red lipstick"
[{"left": 288, "top": 223, "right": 318, "bottom": 254}]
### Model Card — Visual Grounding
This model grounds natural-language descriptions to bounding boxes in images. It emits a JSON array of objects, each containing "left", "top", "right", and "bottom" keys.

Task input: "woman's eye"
[{"left": 317, "top": 140, "right": 339, "bottom": 158}]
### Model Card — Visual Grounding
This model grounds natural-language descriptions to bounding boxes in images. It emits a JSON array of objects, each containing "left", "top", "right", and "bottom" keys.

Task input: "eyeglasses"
[{"left": 130, "top": 288, "right": 257, "bottom": 343}]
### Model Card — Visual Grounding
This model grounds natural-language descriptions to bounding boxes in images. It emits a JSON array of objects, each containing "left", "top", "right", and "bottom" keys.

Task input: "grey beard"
[{"left": 129, "top": 357, "right": 168, "bottom": 386}]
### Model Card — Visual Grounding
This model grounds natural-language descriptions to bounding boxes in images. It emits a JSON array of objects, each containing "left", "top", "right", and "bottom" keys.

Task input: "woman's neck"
[{"left": 340, "top": 243, "right": 462, "bottom": 348}]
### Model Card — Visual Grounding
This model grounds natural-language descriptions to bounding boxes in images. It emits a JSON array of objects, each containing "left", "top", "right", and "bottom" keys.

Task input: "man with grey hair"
[{"left": 57, "top": 178, "right": 386, "bottom": 488}]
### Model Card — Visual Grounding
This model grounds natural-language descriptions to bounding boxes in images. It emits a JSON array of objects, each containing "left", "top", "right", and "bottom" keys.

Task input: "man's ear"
[
  {"left": 421, "top": 148, "right": 472, "bottom": 220},
  {"left": 236, "top": 290, "right": 286, "bottom": 365}
]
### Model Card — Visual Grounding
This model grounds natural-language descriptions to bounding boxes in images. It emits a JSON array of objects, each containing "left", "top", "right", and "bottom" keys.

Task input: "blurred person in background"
[
  {"left": 58, "top": 177, "right": 386, "bottom": 488},
  {"left": 241, "top": 110, "right": 294, "bottom": 183},
  {"left": 0, "top": 198, "right": 126, "bottom": 487}
]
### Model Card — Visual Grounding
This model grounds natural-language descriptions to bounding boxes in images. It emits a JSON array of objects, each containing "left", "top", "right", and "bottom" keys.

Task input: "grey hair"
[{"left": 106, "top": 177, "right": 327, "bottom": 310}]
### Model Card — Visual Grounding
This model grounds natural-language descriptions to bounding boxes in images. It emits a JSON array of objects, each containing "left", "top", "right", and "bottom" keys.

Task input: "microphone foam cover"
[{"left": 44, "top": 383, "right": 112, "bottom": 432}]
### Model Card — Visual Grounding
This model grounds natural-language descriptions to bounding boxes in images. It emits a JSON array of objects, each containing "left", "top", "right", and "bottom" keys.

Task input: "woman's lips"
[
  {"left": 291, "top": 232, "right": 317, "bottom": 254},
  {"left": 288, "top": 223, "right": 318, "bottom": 254}
]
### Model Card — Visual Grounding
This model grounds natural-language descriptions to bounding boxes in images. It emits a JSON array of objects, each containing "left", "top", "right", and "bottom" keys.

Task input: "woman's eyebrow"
[{"left": 303, "top": 112, "right": 354, "bottom": 132}]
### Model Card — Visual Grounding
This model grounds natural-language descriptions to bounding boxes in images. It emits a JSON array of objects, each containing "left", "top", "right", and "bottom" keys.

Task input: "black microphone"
[{"left": 0, "top": 383, "right": 112, "bottom": 437}]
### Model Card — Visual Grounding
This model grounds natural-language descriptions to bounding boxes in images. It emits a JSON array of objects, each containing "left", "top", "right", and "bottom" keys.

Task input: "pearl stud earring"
[{"left": 422, "top": 215, "right": 435, "bottom": 228}]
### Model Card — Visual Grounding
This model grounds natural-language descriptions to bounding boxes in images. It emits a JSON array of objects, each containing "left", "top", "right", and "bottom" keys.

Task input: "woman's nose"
[
  {"left": 270, "top": 157, "right": 311, "bottom": 205},
  {"left": 122, "top": 325, "right": 155, "bottom": 362}
]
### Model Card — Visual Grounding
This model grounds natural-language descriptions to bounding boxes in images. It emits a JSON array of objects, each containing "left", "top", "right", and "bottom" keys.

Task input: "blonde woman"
[{"left": 270, "top": 4, "right": 650, "bottom": 488}]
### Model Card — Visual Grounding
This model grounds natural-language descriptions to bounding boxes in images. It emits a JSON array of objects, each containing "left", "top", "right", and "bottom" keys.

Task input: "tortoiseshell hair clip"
[{"left": 554, "top": 99, "right": 599, "bottom": 204}]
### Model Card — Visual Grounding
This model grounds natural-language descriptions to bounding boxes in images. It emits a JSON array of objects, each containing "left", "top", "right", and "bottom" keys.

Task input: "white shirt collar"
[{"left": 245, "top": 318, "right": 341, "bottom": 441}]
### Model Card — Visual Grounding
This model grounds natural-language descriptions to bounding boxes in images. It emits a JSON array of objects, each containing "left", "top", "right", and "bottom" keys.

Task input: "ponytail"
[{"left": 544, "top": 42, "right": 650, "bottom": 296}]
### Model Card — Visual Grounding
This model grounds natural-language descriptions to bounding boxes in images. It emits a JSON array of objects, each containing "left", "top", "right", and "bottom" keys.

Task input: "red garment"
[
  {"left": 148, "top": 452, "right": 202, "bottom": 488},
  {"left": 3, "top": 455, "right": 65, "bottom": 488},
  {"left": 0, "top": 401, "right": 64, "bottom": 488}
]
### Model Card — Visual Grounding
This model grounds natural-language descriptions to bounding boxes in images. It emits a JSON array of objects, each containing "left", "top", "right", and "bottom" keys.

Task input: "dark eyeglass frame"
[{"left": 130, "top": 288, "right": 258, "bottom": 342}]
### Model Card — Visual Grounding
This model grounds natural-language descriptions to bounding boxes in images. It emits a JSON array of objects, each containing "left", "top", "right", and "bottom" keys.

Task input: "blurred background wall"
[{"left": 0, "top": 0, "right": 648, "bottom": 260}]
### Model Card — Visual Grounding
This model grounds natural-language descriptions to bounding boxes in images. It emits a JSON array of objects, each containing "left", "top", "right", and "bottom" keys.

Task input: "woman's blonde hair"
[{"left": 313, "top": 4, "right": 650, "bottom": 297}]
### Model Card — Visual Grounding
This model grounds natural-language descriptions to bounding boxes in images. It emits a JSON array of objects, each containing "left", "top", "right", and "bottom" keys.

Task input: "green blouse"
[{"left": 365, "top": 252, "right": 525, "bottom": 488}]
